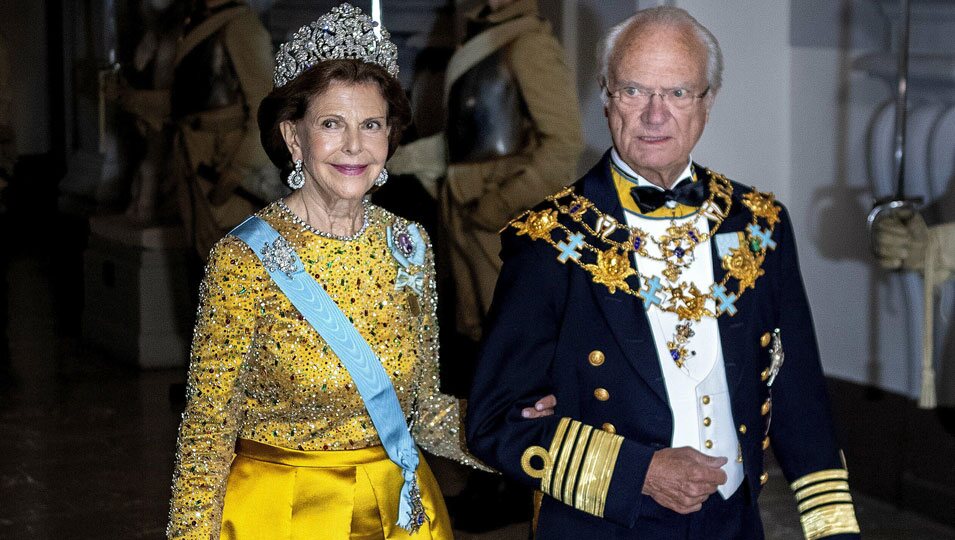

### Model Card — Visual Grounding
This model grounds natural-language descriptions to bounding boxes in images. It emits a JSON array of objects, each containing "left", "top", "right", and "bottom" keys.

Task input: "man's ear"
[
  {"left": 703, "top": 93, "right": 717, "bottom": 123},
  {"left": 600, "top": 79, "right": 610, "bottom": 118},
  {"left": 279, "top": 120, "right": 302, "bottom": 162}
]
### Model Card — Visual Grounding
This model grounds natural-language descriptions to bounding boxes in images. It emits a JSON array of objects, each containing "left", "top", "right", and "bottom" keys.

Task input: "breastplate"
[
  {"left": 446, "top": 50, "right": 531, "bottom": 163},
  {"left": 171, "top": 33, "right": 242, "bottom": 119}
]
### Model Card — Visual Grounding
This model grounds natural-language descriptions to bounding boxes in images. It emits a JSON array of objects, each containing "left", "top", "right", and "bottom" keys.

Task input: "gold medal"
[
  {"left": 584, "top": 248, "right": 636, "bottom": 293},
  {"left": 722, "top": 245, "right": 764, "bottom": 293}
]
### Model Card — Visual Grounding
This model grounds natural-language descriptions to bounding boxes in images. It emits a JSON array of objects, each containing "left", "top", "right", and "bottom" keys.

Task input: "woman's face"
[{"left": 281, "top": 81, "right": 390, "bottom": 205}]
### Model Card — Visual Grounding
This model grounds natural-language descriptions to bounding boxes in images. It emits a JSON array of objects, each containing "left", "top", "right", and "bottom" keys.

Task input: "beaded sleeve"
[
  {"left": 411, "top": 230, "right": 491, "bottom": 471},
  {"left": 167, "top": 238, "right": 257, "bottom": 539}
]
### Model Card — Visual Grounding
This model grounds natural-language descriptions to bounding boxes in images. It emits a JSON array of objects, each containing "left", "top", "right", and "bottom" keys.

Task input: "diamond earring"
[
  {"left": 287, "top": 159, "right": 305, "bottom": 189},
  {"left": 374, "top": 168, "right": 389, "bottom": 187}
]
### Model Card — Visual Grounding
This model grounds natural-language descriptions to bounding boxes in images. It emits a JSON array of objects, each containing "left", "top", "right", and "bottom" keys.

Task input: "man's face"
[{"left": 605, "top": 23, "right": 713, "bottom": 187}]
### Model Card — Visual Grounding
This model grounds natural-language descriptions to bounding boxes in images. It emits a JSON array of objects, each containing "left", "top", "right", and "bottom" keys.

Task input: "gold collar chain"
[
  {"left": 510, "top": 183, "right": 782, "bottom": 368},
  {"left": 548, "top": 170, "right": 733, "bottom": 282}
]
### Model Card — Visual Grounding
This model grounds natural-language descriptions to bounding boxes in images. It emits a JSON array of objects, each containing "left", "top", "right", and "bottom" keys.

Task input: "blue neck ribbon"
[{"left": 230, "top": 216, "right": 428, "bottom": 533}]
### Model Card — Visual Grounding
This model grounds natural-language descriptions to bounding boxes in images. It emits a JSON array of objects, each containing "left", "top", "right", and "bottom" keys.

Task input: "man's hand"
[
  {"left": 521, "top": 394, "right": 557, "bottom": 419},
  {"left": 641, "top": 447, "right": 727, "bottom": 514}
]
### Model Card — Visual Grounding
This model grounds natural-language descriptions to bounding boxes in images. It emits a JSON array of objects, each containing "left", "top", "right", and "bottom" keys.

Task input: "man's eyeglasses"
[{"left": 606, "top": 85, "right": 710, "bottom": 111}]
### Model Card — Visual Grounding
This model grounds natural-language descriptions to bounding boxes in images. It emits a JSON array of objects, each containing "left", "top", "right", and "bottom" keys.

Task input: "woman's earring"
[
  {"left": 287, "top": 159, "right": 305, "bottom": 190},
  {"left": 374, "top": 168, "right": 389, "bottom": 187}
]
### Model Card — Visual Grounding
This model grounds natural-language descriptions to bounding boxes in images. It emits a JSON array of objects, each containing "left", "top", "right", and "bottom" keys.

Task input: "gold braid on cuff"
[
  {"left": 791, "top": 468, "right": 860, "bottom": 539},
  {"left": 520, "top": 418, "right": 624, "bottom": 518}
]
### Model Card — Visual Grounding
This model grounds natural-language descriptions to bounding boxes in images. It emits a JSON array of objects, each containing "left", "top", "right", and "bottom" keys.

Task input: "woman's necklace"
[{"left": 278, "top": 198, "right": 371, "bottom": 241}]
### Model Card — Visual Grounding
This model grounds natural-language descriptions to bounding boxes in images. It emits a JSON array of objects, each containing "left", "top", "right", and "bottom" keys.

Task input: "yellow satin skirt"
[{"left": 220, "top": 439, "right": 453, "bottom": 540}]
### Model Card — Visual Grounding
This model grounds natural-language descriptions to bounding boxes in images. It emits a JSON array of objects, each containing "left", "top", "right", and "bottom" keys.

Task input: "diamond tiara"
[{"left": 272, "top": 3, "right": 399, "bottom": 88}]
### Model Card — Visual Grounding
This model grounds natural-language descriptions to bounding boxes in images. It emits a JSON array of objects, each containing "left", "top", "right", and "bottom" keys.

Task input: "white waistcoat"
[{"left": 616, "top": 154, "right": 744, "bottom": 498}]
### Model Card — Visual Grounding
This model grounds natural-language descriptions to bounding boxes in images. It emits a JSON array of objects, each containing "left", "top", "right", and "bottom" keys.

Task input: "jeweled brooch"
[
  {"left": 387, "top": 221, "right": 426, "bottom": 296},
  {"left": 260, "top": 236, "right": 299, "bottom": 278}
]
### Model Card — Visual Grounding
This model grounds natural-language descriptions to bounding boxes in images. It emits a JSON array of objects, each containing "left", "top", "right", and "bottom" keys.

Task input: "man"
[{"left": 466, "top": 7, "right": 861, "bottom": 539}]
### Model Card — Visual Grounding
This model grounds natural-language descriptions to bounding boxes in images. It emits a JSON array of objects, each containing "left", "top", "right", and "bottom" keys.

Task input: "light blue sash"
[{"left": 229, "top": 216, "right": 427, "bottom": 533}]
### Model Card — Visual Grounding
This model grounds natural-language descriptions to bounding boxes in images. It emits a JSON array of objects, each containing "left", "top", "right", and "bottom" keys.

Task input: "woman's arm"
[{"left": 167, "top": 238, "right": 258, "bottom": 539}]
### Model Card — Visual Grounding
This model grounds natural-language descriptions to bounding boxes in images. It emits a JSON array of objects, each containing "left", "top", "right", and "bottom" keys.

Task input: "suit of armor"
[
  {"left": 170, "top": 1, "right": 280, "bottom": 259},
  {"left": 439, "top": 0, "right": 583, "bottom": 343}
]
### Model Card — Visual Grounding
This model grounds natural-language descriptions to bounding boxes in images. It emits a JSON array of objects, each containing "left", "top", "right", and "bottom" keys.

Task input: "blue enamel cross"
[
  {"left": 639, "top": 275, "right": 664, "bottom": 310},
  {"left": 556, "top": 232, "right": 585, "bottom": 263},
  {"left": 711, "top": 283, "right": 738, "bottom": 316},
  {"left": 747, "top": 224, "right": 777, "bottom": 251}
]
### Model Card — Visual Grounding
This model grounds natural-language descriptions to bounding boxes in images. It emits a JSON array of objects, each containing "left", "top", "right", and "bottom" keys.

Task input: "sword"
[{"left": 867, "top": 0, "right": 923, "bottom": 251}]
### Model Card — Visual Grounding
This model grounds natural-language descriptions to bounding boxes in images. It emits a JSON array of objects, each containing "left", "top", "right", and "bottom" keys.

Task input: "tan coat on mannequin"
[
  {"left": 171, "top": 1, "right": 277, "bottom": 259},
  {"left": 440, "top": 0, "right": 583, "bottom": 341}
]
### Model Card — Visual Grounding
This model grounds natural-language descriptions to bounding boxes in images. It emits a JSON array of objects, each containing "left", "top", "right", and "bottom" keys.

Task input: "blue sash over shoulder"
[{"left": 230, "top": 215, "right": 428, "bottom": 533}]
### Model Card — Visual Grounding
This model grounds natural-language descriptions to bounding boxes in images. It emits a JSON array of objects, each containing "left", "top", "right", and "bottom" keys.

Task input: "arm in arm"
[
  {"left": 410, "top": 228, "right": 492, "bottom": 471},
  {"left": 465, "top": 229, "right": 657, "bottom": 528}
]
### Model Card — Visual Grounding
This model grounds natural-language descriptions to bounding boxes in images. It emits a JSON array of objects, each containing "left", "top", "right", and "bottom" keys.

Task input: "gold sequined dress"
[{"left": 167, "top": 201, "right": 479, "bottom": 539}]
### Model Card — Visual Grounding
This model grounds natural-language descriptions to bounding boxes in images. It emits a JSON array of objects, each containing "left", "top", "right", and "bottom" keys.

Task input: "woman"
[{"left": 166, "top": 4, "right": 553, "bottom": 539}]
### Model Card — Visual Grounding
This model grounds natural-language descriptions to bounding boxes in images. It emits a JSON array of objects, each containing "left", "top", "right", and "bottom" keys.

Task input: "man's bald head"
[{"left": 598, "top": 7, "right": 723, "bottom": 104}]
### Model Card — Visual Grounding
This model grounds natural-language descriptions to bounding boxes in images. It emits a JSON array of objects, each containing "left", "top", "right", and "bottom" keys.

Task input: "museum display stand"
[{"left": 83, "top": 215, "right": 192, "bottom": 369}]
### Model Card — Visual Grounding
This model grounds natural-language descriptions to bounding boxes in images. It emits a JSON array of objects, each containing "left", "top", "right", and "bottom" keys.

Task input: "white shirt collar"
[{"left": 610, "top": 148, "right": 694, "bottom": 190}]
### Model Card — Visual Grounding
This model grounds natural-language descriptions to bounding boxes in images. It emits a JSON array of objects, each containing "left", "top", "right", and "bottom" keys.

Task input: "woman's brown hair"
[{"left": 258, "top": 59, "right": 411, "bottom": 176}]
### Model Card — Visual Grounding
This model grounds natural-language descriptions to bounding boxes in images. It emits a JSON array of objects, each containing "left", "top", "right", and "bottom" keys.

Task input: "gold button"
[
  {"left": 760, "top": 368, "right": 770, "bottom": 382},
  {"left": 601, "top": 422, "right": 616, "bottom": 434},
  {"left": 761, "top": 400, "right": 771, "bottom": 416},
  {"left": 703, "top": 417, "right": 711, "bottom": 427},
  {"left": 594, "top": 388, "right": 610, "bottom": 401},
  {"left": 701, "top": 395, "right": 711, "bottom": 405},
  {"left": 588, "top": 350, "right": 605, "bottom": 367},
  {"left": 738, "top": 424, "right": 747, "bottom": 434},
  {"left": 760, "top": 332, "right": 772, "bottom": 347},
  {"left": 762, "top": 436, "right": 770, "bottom": 450},
  {"left": 760, "top": 472, "right": 769, "bottom": 485},
  {"left": 704, "top": 439, "right": 713, "bottom": 449}
]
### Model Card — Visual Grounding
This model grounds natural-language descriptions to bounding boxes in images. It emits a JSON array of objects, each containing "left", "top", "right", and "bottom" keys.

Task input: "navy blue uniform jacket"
[{"left": 465, "top": 152, "right": 860, "bottom": 539}]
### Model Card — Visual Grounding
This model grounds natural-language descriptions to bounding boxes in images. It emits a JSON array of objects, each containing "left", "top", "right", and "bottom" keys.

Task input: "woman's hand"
[{"left": 521, "top": 394, "right": 557, "bottom": 418}]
